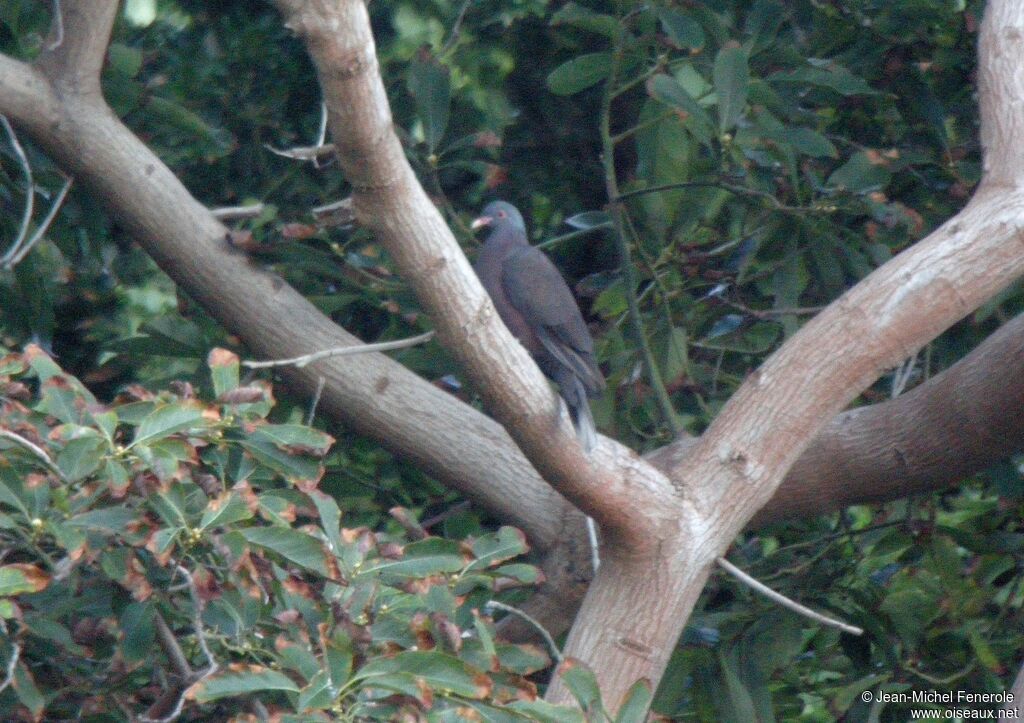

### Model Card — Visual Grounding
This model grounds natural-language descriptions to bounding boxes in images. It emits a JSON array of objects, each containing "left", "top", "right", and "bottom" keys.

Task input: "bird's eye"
[{"left": 498, "top": 210, "right": 507, "bottom": 218}]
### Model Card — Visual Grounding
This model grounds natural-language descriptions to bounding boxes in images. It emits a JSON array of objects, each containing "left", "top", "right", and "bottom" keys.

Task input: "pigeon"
[{"left": 471, "top": 201, "right": 605, "bottom": 451}]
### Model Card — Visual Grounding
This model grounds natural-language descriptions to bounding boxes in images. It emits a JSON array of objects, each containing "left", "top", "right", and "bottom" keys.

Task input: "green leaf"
[
  {"left": 108, "top": 43, "right": 143, "bottom": 78},
  {"left": 13, "top": 661, "right": 45, "bottom": 716},
  {"left": 119, "top": 602, "right": 156, "bottom": 663},
  {"left": 656, "top": 8, "right": 704, "bottom": 50},
  {"left": 496, "top": 643, "right": 550, "bottom": 675},
  {"left": 507, "top": 700, "right": 585, "bottom": 723},
  {"left": 646, "top": 74, "right": 715, "bottom": 146},
  {"left": 124, "top": 0, "right": 157, "bottom": 27},
  {"left": 494, "top": 563, "right": 541, "bottom": 584},
  {"left": 208, "top": 348, "right": 240, "bottom": 398},
  {"left": 278, "top": 639, "right": 322, "bottom": 680},
  {"left": 0, "top": 564, "right": 49, "bottom": 596},
  {"left": 827, "top": 151, "right": 892, "bottom": 192},
  {"left": 551, "top": 3, "right": 621, "bottom": 38},
  {"left": 467, "top": 526, "right": 528, "bottom": 571},
  {"left": 66, "top": 507, "right": 137, "bottom": 533},
  {"left": 307, "top": 489, "right": 343, "bottom": 556},
  {"left": 615, "top": 679, "right": 654, "bottom": 723},
  {"left": 408, "top": 49, "right": 451, "bottom": 152},
  {"left": 558, "top": 659, "right": 604, "bottom": 714},
  {"left": 149, "top": 484, "right": 193, "bottom": 528},
  {"left": 0, "top": 471, "right": 31, "bottom": 519},
  {"left": 361, "top": 537, "right": 465, "bottom": 580},
  {"left": 199, "top": 490, "right": 254, "bottom": 531},
  {"left": 240, "top": 437, "right": 325, "bottom": 486},
  {"left": 713, "top": 44, "right": 749, "bottom": 133},
  {"left": 547, "top": 53, "right": 612, "bottom": 96},
  {"left": 252, "top": 424, "right": 334, "bottom": 456},
  {"left": 187, "top": 666, "right": 300, "bottom": 702},
  {"left": 130, "top": 403, "right": 206, "bottom": 448},
  {"left": 361, "top": 552, "right": 466, "bottom": 581},
  {"left": 355, "top": 651, "right": 491, "bottom": 700},
  {"left": 56, "top": 435, "right": 106, "bottom": 482},
  {"left": 769, "top": 62, "right": 877, "bottom": 96},
  {"left": 241, "top": 526, "right": 334, "bottom": 578},
  {"left": 297, "top": 669, "right": 335, "bottom": 712},
  {"left": 102, "top": 458, "right": 130, "bottom": 495}
]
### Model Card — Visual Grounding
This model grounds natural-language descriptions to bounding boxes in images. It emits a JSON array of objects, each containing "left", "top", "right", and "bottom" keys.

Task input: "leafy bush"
[{"left": 0, "top": 346, "right": 590, "bottom": 721}]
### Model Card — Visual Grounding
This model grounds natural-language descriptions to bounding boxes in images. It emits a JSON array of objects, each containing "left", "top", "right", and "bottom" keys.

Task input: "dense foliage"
[{"left": 1, "top": 0, "right": 1022, "bottom": 721}]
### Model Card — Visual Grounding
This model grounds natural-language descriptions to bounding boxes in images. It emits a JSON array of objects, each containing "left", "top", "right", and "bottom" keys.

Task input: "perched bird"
[{"left": 471, "top": 201, "right": 605, "bottom": 451}]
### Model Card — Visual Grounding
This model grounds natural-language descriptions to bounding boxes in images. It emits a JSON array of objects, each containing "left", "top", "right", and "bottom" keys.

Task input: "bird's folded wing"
[{"left": 501, "top": 246, "right": 604, "bottom": 393}]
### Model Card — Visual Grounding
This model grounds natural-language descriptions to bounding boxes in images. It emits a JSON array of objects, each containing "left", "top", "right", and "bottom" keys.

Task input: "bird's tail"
[{"left": 563, "top": 376, "right": 598, "bottom": 453}]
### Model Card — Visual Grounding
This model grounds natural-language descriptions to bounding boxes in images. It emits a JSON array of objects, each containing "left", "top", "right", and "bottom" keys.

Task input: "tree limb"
[{"left": 272, "top": 0, "right": 675, "bottom": 545}]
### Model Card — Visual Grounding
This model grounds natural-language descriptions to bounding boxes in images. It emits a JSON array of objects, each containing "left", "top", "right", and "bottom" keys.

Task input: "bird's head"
[{"left": 471, "top": 201, "right": 526, "bottom": 234}]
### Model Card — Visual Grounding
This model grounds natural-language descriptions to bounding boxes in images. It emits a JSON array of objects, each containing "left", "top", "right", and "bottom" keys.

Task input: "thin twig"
[
  {"left": 600, "top": 37, "right": 682, "bottom": 435},
  {"left": 420, "top": 500, "right": 471, "bottom": 530},
  {"left": 263, "top": 142, "right": 336, "bottom": 161},
  {"left": 154, "top": 613, "right": 193, "bottom": 680},
  {"left": 0, "top": 642, "right": 21, "bottom": 695},
  {"left": 585, "top": 516, "right": 601, "bottom": 571},
  {"left": 175, "top": 566, "right": 216, "bottom": 671},
  {"left": 610, "top": 108, "right": 676, "bottom": 145},
  {"left": 242, "top": 330, "right": 435, "bottom": 369},
  {"left": 486, "top": 600, "right": 563, "bottom": 663},
  {"left": 723, "top": 297, "right": 825, "bottom": 320},
  {"left": 47, "top": 0, "right": 65, "bottom": 50},
  {"left": 0, "top": 429, "right": 70, "bottom": 484},
  {"left": 315, "top": 101, "right": 329, "bottom": 149},
  {"left": 306, "top": 375, "right": 325, "bottom": 425},
  {"left": 210, "top": 203, "right": 265, "bottom": 221},
  {"left": 615, "top": 179, "right": 831, "bottom": 215},
  {"left": 535, "top": 222, "right": 612, "bottom": 250},
  {"left": 140, "top": 567, "right": 219, "bottom": 723},
  {"left": 716, "top": 557, "right": 863, "bottom": 635},
  {"left": 3, "top": 175, "right": 73, "bottom": 270},
  {"left": 890, "top": 352, "right": 917, "bottom": 398},
  {"left": 311, "top": 197, "right": 355, "bottom": 227},
  {"left": 441, "top": 0, "right": 473, "bottom": 53},
  {"left": 0, "top": 115, "right": 35, "bottom": 266}
]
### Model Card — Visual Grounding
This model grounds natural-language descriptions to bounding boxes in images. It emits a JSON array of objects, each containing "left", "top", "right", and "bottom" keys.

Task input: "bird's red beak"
[{"left": 470, "top": 215, "right": 492, "bottom": 231}]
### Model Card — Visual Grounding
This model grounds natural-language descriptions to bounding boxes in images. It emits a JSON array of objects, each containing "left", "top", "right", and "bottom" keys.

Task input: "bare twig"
[
  {"left": 315, "top": 101, "right": 328, "bottom": 149},
  {"left": 0, "top": 429, "right": 70, "bottom": 484},
  {"left": 0, "top": 114, "right": 35, "bottom": 265},
  {"left": 311, "top": 197, "right": 355, "bottom": 227},
  {"left": 890, "top": 353, "right": 918, "bottom": 398},
  {"left": 716, "top": 557, "right": 863, "bottom": 635},
  {"left": 2, "top": 174, "right": 73, "bottom": 270},
  {"left": 420, "top": 500, "right": 471, "bottom": 530},
  {"left": 175, "top": 566, "right": 216, "bottom": 672},
  {"left": 263, "top": 142, "right": 336, "bottom": 162},
  {"left": 441, "top": 0, "right": 473, "bottom": 53},
  {"left": 242, "top": 330, "right": 435, "bottom": 369},
  {"left": 585, "top": 516, "right": 600, "bottom": 571},
  {"left": 486, "top": 600, "right": 563, "bottom": 663},
  {"left": 47, "top": 0, "right": 65, "bottom": 50},
  {"left": 210, "top": 203, "right": 265, "bottom": 221},
  {"left": 600, "top": 39, "right": 682, "bottom": 435},
  {"left": 534, "top": 222, "right": 612, "bottom": 251},
  {"left": 306, "top": 374, "right": 325, "bottom": 425},
  {"left": 0, "top": 642, "right": 21, "bottom": 695},
  {"left": 139, "top": 566, "right": 219, "bottom": 723},
  {"left": 154, "top": 613, "right": 193, "bottom": 680}
]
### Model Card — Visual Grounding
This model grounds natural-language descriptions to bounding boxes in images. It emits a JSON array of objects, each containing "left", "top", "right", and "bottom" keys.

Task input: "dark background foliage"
[{"left": 2, "top": 0, "right": 1023, "bottom": 720}]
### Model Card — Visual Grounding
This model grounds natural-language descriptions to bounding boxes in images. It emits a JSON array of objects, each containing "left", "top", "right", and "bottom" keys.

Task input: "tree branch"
[
  {"left": 272, "top": 0, "right": 675, "bottom": 545},
  {"left": 0, "top": 5, "right": 570, "bottom": 553},
  {"left": 35, "top": 0, "right": 118, "bottom": 94}
]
